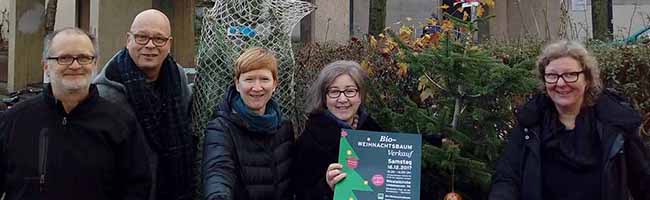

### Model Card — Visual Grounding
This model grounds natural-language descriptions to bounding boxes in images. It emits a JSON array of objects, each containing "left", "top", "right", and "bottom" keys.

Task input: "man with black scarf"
[{"left": 94, "top": 9, "right": 195, "bottom": 200}]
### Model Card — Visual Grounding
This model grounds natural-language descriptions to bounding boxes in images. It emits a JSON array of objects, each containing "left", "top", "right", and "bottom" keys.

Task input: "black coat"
[
  {"left": 292, "top": 111, "right": 382, "bottom": 200},
  {"left": 489, "top": 90, "right": 650, "bottom": 200},
  {"left": 202, "top": 86, "right": 293, "bottom": 200},
  {"left": 0, "top": 84, "right": 152, "bottom": 200}
]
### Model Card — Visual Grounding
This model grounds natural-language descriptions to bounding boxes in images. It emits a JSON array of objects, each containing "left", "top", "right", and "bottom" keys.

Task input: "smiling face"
[
  {"left": 126, "top": 10, "right": 172, "bottom": 77},
  {"left": 45, "top": 32, "right": 96, "bottom": 94},
  {"left": 325, "top": 74, "right": 362, "bottom": 124},
  {"left": 235, "top": 69, "right": 277, "bottom": 115},
  {"left": 544, "top": 56, "right": 588, "bottom": 113}
]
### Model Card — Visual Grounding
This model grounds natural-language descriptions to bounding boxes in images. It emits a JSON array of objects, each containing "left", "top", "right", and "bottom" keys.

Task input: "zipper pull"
[
  {"left": 38, "top": 129, "right": 49, "bottom": 193},
  {"left": 39, "top": 173, "right": 46, "bottom": 192},
  {"left": 62, "top": 117, "right": 67, "bottom": 125}
]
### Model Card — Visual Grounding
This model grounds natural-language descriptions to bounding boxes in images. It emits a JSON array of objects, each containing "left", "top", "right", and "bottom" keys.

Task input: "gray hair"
[
  {"left": 536, "top": 40, "right": 602, "bottom": 106},
  {"left": 305, "top": 60, "right": 369, "bottom": 114},
  {"left": 42, "top": 27, "right": 99, "bottom": 62}
]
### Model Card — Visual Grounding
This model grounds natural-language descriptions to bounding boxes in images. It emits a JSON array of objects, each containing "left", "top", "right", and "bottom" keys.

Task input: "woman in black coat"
[
  {"left": 202, "top": 47, "right": 293, "bottom": 200},
  {"left": 489, "top": 40, "right": 650, "bottom": 200},
  {"left": 292, "top": 61, "right": 382, "bottom": 200}
]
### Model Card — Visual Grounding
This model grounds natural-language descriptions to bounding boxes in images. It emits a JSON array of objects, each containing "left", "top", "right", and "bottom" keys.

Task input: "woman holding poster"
[
  {"left": 292, "top": 60, "right": 383, "bottom": 200},
  {"left": 489, "top": 41, "right": 650, "bottom": 200}
]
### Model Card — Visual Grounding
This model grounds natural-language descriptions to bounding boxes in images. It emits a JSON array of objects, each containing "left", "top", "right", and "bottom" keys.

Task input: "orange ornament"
[{"left": 444, "top": 192, "right": 462, "bottom": 200}]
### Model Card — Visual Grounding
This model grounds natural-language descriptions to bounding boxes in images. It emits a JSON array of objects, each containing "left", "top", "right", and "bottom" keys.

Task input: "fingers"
[
  {"left": 326, "top": 163, "right": 346, "bottom": 190},
  {"left": 332, "top": 171, "right": 347, "bottom": 183},
  {"left": 327, "top": 163, "right": 343, "bottom": 171}
]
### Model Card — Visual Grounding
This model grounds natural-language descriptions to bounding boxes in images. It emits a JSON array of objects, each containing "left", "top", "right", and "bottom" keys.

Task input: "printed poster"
[{"left": 333, "top": 129, "right": 422, "bottom": 200}]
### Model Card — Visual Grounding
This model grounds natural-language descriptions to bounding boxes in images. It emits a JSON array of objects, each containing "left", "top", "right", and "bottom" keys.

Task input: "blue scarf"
[
  {"left": 232, "top": 95, "right": 282, "bottom": 133},
  {"left": 324, "top": 110, "right": 353, "bottom": 129}
]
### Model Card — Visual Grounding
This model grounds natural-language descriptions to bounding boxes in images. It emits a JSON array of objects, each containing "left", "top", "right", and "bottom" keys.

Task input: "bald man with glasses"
[{"left": 94, "top": 9, "right": 195, "bottom": 200}]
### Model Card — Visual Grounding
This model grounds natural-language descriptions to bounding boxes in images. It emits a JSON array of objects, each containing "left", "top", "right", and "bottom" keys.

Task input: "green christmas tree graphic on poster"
[{"left": 334, "top": 130, "right": 373, "bottom": 200}]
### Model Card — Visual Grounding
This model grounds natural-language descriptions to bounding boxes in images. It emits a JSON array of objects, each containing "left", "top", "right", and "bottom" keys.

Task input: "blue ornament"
[{"left": 240, "top": 26, "right": 256, "bottom": 37}]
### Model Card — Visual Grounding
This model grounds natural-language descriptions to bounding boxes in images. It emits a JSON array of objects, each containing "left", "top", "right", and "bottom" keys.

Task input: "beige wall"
[
  {"left": 352, "top": 0, "right": 442, "bottom": 38},
  {"left": 612, "top": 5, "right": 650, "bottom": 39},
  {"left": 53, "top": 0, "right": 76, "bottom": 29},
  {"left": 353, "top": 0, "right": 564, "bottom": 40},
  {"left": 91, "top": 0, "right": 152, "bottom": 67},
  {"left": 496, "top": 0, "right": 562, "bottom": 40},
  {"left": 351, "top": 0, "right": 369, "bottom": 38},
  {"left": 346, "top": 0, "right": 648, "bottom": 41},
  {"left": 567, "top": 0, "right": 650, "bottom": 41},
  {"left": 385, "top": 0, "right": 441, "bottom": 37},
  {"left": 312, "top": 0, "right": 350, "bottom": 42},
  {"left": 8, "top": 0, "right": 46, "bottom": 92}
]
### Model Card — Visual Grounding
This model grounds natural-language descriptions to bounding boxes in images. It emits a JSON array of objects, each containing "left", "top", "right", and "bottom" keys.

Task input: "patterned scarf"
[{"left": 105, "top": 48, "right": 195, "bottom": 200}]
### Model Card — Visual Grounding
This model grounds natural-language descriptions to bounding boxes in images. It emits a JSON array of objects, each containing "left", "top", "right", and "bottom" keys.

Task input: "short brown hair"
[
  {"left": 234, "top": 47, "right": 278, "bottom": 81},
  {"left": 536, "top": 40, "right": 602, "bottom": 106}
]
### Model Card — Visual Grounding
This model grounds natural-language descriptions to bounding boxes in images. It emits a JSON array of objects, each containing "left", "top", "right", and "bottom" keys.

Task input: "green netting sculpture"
[{"left": 192, "top": 0, "right": 315, "bottom": 140}]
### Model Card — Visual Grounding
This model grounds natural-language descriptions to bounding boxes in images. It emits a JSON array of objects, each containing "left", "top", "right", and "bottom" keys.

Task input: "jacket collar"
[
  {"left": 516, "top": 90, "right": 641, "bottom": 163},
  {"left": 43, "top": 83, "right": 100, "bottom": 116},
  {"left": 593, "top": 89, "right": 642, "bottom": 133}
]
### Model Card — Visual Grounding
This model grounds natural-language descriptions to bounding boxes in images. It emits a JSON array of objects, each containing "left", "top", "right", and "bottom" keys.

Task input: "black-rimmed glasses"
[
  {"left": 544, "top": 71, "right": 584, "bottom": 84},
  {"left": 327, "top": 88, "right": 358, "bottom": 98},
  {"left": 128, "top": 32, "right": 170, "bottom": 47},
  {"left": 46, "top": 55, "right": 95, "bottom": 65}
]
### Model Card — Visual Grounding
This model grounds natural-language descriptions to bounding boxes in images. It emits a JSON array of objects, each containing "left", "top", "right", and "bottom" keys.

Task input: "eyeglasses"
[
  {"left": 128, "top": 32, "right": 170, "bottom": 47},
  {"left": 544, "top": 71, "right": 584, "bottom": 84},
  {"left": 46, "top": 55, "right": 95, "bottom": 65},
  {"left": 327, "top": 88, "right": 359, "bottom": 98}
]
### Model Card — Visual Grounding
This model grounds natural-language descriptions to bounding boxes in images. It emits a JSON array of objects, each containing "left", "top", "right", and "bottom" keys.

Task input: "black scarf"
[
  {"left": 541, "top": 106, "right": 602, "bottom": 170},
  {"left": 105, "top": 48, "right": 194, "bottom": 199}
]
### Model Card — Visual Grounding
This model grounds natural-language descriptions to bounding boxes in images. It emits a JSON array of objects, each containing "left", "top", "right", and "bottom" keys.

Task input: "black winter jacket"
[
  {"left": 489, "top": 90, "right": 650, "bottom": 200},
  {"left": 202, "top": 86, "right": 293, "bottom": 200},
  {"left": 292, "top": 111, "right": 382, "bottom": 200},
  {"left": 0, "top": 84, "right": 152, "bottom": 200}
]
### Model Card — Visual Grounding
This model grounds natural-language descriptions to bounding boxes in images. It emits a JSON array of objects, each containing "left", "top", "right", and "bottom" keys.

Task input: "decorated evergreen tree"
[{"left": 361, "top": 1, "right": 537, "bottom": 198}]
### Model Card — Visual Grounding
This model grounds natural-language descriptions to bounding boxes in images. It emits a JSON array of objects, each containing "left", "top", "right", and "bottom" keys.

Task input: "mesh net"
[{"left": 192, "top": 0, "right": 315, "bottom": 137}]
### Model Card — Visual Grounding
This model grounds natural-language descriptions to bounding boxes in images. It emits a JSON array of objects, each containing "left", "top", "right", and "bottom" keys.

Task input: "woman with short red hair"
[{"left": 202, "top": 47, "right": 294, "bottom": 200}]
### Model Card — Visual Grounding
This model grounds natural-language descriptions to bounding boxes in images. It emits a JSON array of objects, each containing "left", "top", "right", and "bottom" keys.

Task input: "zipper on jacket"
[
  {"left": 38, "top": 129, "right": 49, "bottom": 192},
  {"left": 62, "top": 117, "right": 67, "bottom": 126}
]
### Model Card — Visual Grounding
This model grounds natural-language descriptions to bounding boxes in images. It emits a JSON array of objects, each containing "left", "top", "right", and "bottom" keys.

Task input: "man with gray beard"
[{"left": 0, "top": 27, "right": 151, "bottom": 199}]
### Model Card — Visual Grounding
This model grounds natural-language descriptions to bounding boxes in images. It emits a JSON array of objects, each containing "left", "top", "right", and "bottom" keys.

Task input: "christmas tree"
[
  {"left": 361, "top": 1, "right": 537, "bottom": 198},
  {"left": 333, "top": 130, "right": 373, "bottom": 200}
]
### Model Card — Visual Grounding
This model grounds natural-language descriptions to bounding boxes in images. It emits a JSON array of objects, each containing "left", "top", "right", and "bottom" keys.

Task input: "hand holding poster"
[{"left": 334, "top": 129, "right": 422, "bottom": 200}]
